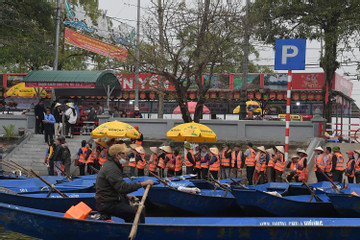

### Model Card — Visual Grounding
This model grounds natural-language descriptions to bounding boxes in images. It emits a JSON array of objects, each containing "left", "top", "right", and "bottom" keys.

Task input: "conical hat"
[
  {"left": 266, "top": 148, "right": 275, "bottom": 155},
  {"left": 109, "top": 144, "right": 131, "bottom": 156},
  {"left": 150, "top": 147, "right": 158, "bottom": 154},
  {"left": 94, "top": 138, "right": 107, "bottom": 148},
  {"left": 257, "top": 146, "right": 266, "bottom": 153},
  {"left": 160, "top": 146, "right": 172, "bottom": 153},
  {"left": 297, "top": 149, "right": 308, "bottom": 155},
  {"left": 354, "top": 149, "right": 360, "bottom": 154},
  {"left": 210, "top": 147, "right": 219, "bottom": 155},
  {"left": 275, "top": 146, "right": 285, "bottom": 154},
  {"left": 291, "top": 154, "right": 300, "bottom": 159},
  {"left": 314, "top": 146, "right": 324, "bottom": 152},
  {"left": 129, "top": 144, "right": 138, "bottom": 149},
  {"left": 135, "top": 146, "right": 145, "bottom": 154}
]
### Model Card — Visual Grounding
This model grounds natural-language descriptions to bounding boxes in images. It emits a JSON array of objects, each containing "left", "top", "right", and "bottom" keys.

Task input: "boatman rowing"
[{"left": 95, "top": 144, "right": 154, "bottom": 223}]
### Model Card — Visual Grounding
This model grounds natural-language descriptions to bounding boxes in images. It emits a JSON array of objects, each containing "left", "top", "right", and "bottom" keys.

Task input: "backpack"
[{"left": 62, "top": 146, "right": 71, "bottom": 163}]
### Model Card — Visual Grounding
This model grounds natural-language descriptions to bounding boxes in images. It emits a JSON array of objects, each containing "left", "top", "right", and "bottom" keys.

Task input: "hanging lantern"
[
  {"left": 300, "top": 92, "right": 307, "bottom": 101},
  {"left": 308, "top": 93, "right": 314, "bottom": 101},
  {"left": 263, "top": 93, "right": 269, "bottom": 100},
  {"left": 205, "top": 93, "right": 210, "bottom": 99},
  {"left": 219, "top": 92, "right": 225, "bottom": 99},
  {"left": 269, "top": 92, "right": 276, "bottom": 100},
  {"left": 210, "top": 92, "right": 217, "bottom": 99},
  {"left": 277, "top": 92, "right": 283, "bottom": 100},
  {"left": 292, "top": 92, "right": 300, "bottom": 101},
  {"left": 123, "top": 92, "right": 129, "bottom": 99},
  {"left": 247, "top": 91, "right": 254, "bottom": 100},
  {"left": 91, "top": 96, "right": 96, "bottom": 99},
  {"left": 149, "top": 92, "right": 156, "bottom": 99},
  {"left": 233, "top": 92, "right": 240, "bottom": 99},
  {"left": 189, "top": 92, "right": 196, "bottom": 100},
  {"left": 315, "top": 93, "right": 322, "bottom": 101},
  {"left": 130, "top": 92, "right": 135, "bottom": 99},
  {"left": 140, "top": 92, "right": 146, "bottom": 99},
  {"left": 255, "top": 92, "right": 262, "bottom": 100}
]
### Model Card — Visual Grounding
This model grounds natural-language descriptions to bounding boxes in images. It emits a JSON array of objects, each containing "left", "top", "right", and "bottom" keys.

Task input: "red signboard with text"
[{"left": 116, "top": 73, "right": 174, "bottom": 90}]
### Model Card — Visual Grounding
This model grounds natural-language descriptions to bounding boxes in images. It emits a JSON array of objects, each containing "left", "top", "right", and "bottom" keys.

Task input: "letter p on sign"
[{"left": 275, "top": 39, "right": 306, "bottom": 70}]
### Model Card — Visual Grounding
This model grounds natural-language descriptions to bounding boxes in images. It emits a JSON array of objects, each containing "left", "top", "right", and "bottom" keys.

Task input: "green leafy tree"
[{"left": 253, "top": 0, "right": 360, "bottom": 123}]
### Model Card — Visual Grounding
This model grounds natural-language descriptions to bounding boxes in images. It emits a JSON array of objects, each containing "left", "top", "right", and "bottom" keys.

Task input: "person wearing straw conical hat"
[
  {"left": 184, "top": 142, "right": 196, "bottom": 175},
  {"left": 134, "top": 146, "right": 146, "bottom": 176},
  {"left": 128, "top": 144, "right": 140, "bottom": 177},
  {"left": 254, "top": 146, "right": 267, "bottom": 184},
  {"left": 159, "top": 146, "right": 173, "bottom": 178},
  {"left": 354, "top": 150, "right": 360, "bottom": 183},
  {"left": 313, "top": 146, "right": 325, "bottom": 182},
  {"left": 209, "top": 146, "right": 220, "bottom": 179},
  {"left": 273, "top": 146, "right": 285, "bottom": 182},
  {"left": 345, "top": 151, "right": 355, "bottom": 183},
  {"left": 95, "top": 144, "right": 154, "bottom": 224},
  {"left": 332, "top": 146, "right": 344, "bottom": 183},
  {"left": 200, "top": 145, "right": 210, "bottom": 179},
  {"left": 286, "top": 155, "right": 300, "bottom": 182},
  {"left": 148, "top": 147, "right": 159, "bottom": 175},
  {"left": 296, "top": 149, "right": 309, "bottom": 182},
  {"left": 266, "top": 148, "right": 276, "bottom": 183}
]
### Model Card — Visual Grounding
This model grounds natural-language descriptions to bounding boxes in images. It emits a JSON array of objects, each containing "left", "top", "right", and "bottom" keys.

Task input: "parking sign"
[{"left": 274, "top": 39, "right": 306, "bottom": 70}]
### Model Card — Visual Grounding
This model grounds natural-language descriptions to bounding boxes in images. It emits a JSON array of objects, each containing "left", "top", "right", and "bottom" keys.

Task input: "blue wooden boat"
[
  {"left": 1, "top": 203, "right": 360, "bottom": 240},
  {"left": 327, "top": 193, "right": 360, "bottom": 217},
  {"left": 232, "top": 188, "right": 338, "bottom": 217}
]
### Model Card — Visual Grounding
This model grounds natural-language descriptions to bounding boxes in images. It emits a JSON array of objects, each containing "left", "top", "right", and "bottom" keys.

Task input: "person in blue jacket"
[{"left": 43, "top": 108, "right": 55, "bottom": 144}]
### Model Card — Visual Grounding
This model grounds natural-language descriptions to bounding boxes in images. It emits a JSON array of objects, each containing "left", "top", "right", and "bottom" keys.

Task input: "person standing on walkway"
[
  {"left": 194, "top": 145, "right": 202, "bottom": 179},
  {"left": 354, "top": 150, "right": 360, "bottom": 183},
  {"left": 65, "top": 103, "right": 77, "bottom": 138},
  {"left": 331, "top": 146, "right": 344, "bottom": 183},
  {"left": 44, "top": 140, "right": 55, "bottom": 175},
  {"left": 200, "top": 145, "right": 210, "bottom": 179},
  {"left": 173, "top": 149, "right": 183, "bottom": 176},
  {"left": 43, "top": 108, "right": 55, "bottom": 144},
  {"left": 345, "top": 151, "right": 355, "bottom": 183},
  {"left": 244, "top": 142, "right": 256, "bottom": 185},
  {"left": 296, "top": 149, "right": 308, "bottom": 182},
  {"left": 220, "top": 144, "right": 232, "bottom": 179},
  {"left": 254, "top": 146, "right": 267, "bottom": 184},
  {"left": 184, "top": 143, "right": 195, "bottom": 175},
  {"left": 313, "top": 147, "right": 325, "bottom": 182},
  {"left": 209, "top": 146, "right": 220, "bottom": 179},
  {"left": 53, "top": 138, "right": 64, "bottom": 176},
  {"left": 231, "top": 144, "right": 244, "bottom": 179},
  {"left": 286, "top": 155, "right": 300, "bottom": 182},
  {"left": 62, "top": 138, "right": 71, "bottom": 176},
  {"left": 135, "top": 146, "right": 146, "bottom": 176},
  {"left": 266, "top": 148, "right": 275, "bottom": 182},
  {"left": 34, "top": 99, "right": 45, "bottom": 134},
  {"left": 128, "top": 144, "right": 139, "bottom": 177},
  {"left": 148, "top": 147, "right": 159, "bottom": 175},
  {"left": 77, "top": 140, "right": 89, "bottom": 176},
  {"left": 273, "top": 146, "right": 285, "bottom": 182},
  {"left": 131, "top": 107, "right": 143, "bottom": 118},
  {"left": 323, "top": 147, "right": 333, "bottom": 180},
  {"left": 53, "top": 103, "right": 63, "bottom": 138},
  {"left": 131, "top": 126, "right": 143, "bottom": 147}
]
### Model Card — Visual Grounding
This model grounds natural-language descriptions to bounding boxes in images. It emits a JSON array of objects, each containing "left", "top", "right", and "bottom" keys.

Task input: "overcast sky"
[{"left": 98, "top": 0, "right": 360, "bottom": 103}]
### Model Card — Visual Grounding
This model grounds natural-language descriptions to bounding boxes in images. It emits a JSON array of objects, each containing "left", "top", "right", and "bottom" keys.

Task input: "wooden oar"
[
  {"left": 128, "top": 184, "right": 151, "bottom": 240},
  {"left": 1, "top": 160, "right": 31, "bottom": 177},
  {"left": 9, "top": 160, "right": 33, "bottom": 176},
  {"left": 30, "top": 169, "right": 68, "bottom": 198},
  {"left": 319, "top": 170, "right": 343, "bottom": 194},
  {"left": 230, "top": 178, "right": 248, "bottom": 189},
  {"left": 54, "top": 164, "right": 72, "bottom": 181},
  {"left": 302, "top": 180, "right": 321, "bottom": 202},
  {"left": 209, "top": 174, "right": 232, "bottom": 196},
  {"left": 148, "top": 171, "right": 176, "bottom": 190},
  {"left": 89, "top": 165, "right": 99, "bottom": 174},
  {"left": 0, "top": 187, "right": 18, "bottom": 195}
]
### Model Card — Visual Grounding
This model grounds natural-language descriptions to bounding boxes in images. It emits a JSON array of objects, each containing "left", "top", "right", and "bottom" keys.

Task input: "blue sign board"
[{"left": 274, "top": 39, "right": 306, "bottom": 70}]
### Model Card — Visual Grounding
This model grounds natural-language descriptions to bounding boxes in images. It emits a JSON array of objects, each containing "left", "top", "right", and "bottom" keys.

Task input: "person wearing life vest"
[
  {"left": 173, "top": 149, "right": 183, "bottom": 176},
  {"left": 86, "top": 143, "right": 96, "bottom": 175},
  {"left": 135, "top": 146, "right": 146, "bottom": 176},
  {"left": 286, "top": 155, "right": 299, "bottom": 182},
  {"left": 345, "top": 151, "right": 355, "bottom": 183},
  {"left": 194, "top": 145, "right": 202, "bottom": 179},
  {"left": 77, "top": 140, "right": 90, "bottom": 176},
  {"left": 254, "top": 146, "right": 267, "bottom": 184},
  {"left": 265, "top": 148, "right": 276, "bottom": 183},
  {"left": 184, "top": 143, "right": 196, "bottom": 174},
  {"left": 323, "top": 147, "right": 333, "bottom": 180},
  {"left": 131, "top": 126, "right": 143, "bottom": 147},
  {"left": 313, "top": 146, "right": 325, "bottom": 182},
  {"left": 128, "top": 144, "right": 139, "bottom": 177},
  {"left": 148, "top": 147, "right": 159, "bottom": 175},
  {"left": 200, "top": 145, "right": 210, "bottom": 179},
  {"left": 331, "top": 146, "right": 344, "bottom": 183},
  {"left": 354, "top": 150, "right": 360, "bottom": 183},
  {"left": 44, "top": 140, "right": 56, "bottom": 176},
  {"left": 164, "top": 147, "right": 175, "bottom": 177},
  {"left": 273, "top": 146, "right": 285, "bottom": 182},
  {"left": 220, "top": 144, "right": 232, "bottom": 179},
  {"left": 209, "top": 146, "right": 220, "bottom": 179},
  {"left": 244, "top": 142, "right": 256, "bottom": 185},
  {"left": 296, "top": 149, "right": 308, "bottom": 182},
  {"left": 231, "top": 144, "right": 244, "bottom": 179},
  {"left": 158, "top": 146, "right": 172, "bottom": 178}
]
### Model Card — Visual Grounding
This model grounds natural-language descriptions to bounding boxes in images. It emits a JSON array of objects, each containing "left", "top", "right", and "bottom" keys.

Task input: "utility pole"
[
  {"left": 239, "top": 0, "right": 250, "bottom": 119},
  {"left": 135, "top": 0, "right": 141, "bottom": 109},
  {"left": 53, "top": 0, "right": 61, "bottom": 70},
  {"left": 157, "top": 0, "right": 164, "bottom": 119}
]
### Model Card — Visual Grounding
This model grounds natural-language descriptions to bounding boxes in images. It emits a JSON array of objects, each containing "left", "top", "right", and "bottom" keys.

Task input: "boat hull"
[{"left": 327, "top": 193, "right": 360, "bottom": 217}]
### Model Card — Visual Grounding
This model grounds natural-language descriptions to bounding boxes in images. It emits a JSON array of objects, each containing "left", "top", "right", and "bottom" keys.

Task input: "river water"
[{"left": 0, "top": 226, "right": 37, "bottom": 239}]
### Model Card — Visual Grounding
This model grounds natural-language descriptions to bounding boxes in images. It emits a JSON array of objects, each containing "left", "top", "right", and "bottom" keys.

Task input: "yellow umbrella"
[
  {"left": 233, "top": 100, "right": 262, "bottom": 114},
  {"left": 91, "top": 120, "right": 140, "bottom": 139},
  {"left": 4, "top": 82, "right": 46, "bottom": 98},
  {"left": 166, "top": 122, "right": 217, "bottom": 143}
]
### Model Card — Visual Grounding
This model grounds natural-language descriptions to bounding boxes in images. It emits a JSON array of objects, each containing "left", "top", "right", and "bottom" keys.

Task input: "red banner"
[
  {"left": 64, "top": 28, "right": 127, "bottom": 60},
  {"left": 25, "top": 82, "right": 95, "bottom": 89}
]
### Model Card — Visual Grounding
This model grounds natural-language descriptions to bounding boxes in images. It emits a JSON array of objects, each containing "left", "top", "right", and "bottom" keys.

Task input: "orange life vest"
[
  {"left": 288, "top": 161, "right": 298, "bottom": 175},
  {"left": 255, "top": 152, "right": 267, "bottom": 172},
  {"left": 209, "top": 154, "right": 220, "bottom": 171},
  {"left": 200, "top": 155, "right": 209, "bottom": 169},
  {"left": 174, "top": 155, "right": 182, "bottom": 172},
  {"left": 195, "top": 153, "right": 201, "bottom": 169},
  {"left": 355, "top": 157, "right": 360, "bottom": 173},
  {"left": 296, "top": 157, "right": 308, "bottom": 176},
  {"left": 86, "top": 149, "right": 95, "bottom": 164},
  {"left": 158, "top": 156, "right": 166, "bottom": 169},
  {"left": 185, "top": 150, "right": 195, "bottom": 167},
  {"left": 78, "top": 147, "right": 88, "bottom": 164},
  {"left": 166, "top": 153, "right": 174, "bottom": 170},
  {"left": 98, "top": 149, "right": 108, "bottom": 166},
  {"left": 148, "top": 153, "right": 158, "bottom": 172},
  {"left": 231, "top": 151, "right": 242, "bottom": 169},
  {"left": 274, "top": 153, "right": 285, "bottom": 172},
  {"left": 324, "top": 154, "right": 333, "bottom": 173},
  {"left": 245, "top": 148, "right": 256, "bottom": 166},
  {"left": 128, "top": 151, "right": 137, "bottom": 167},
  {"left": 346, "top": 158, "right": 355, "bottom": 177},
  {"left": 221, "top": 150, "right": 231, "bottom": 167},
  {"left": 136, "top": 153, "right": 147, "bottom": 169},
  {"left": 314, "top": 154, "right": 325, "bottom": 172},
  {"left": 334, "top": 152, "right": 344, "bottom": 171},
  {"left": 267, "top": 154, "right": 275, "bottom": 167}
]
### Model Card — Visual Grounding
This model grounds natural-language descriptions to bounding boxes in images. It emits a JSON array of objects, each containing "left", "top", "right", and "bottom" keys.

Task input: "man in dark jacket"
[
  {"left": 51, "top": 138, "right": 64, "bottom": 176},
  {"left": 95, "top": 144, "right": 153, "bottom": 223},
  {"left": 34, "top": 99, "right": 45, "bottom": 134}
]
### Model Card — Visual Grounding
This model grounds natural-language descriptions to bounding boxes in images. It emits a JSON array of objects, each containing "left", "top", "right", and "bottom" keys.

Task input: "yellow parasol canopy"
[
  {"left": 4, "top": 82, "right": 46, "bottom": 98},
  {"left": 91, "top": 120, "right": 140, "bottom": 139},
  {"left": 233, "top": 100, "right": 262, "bottom": 114},
  {"left": 166, "top": 122, "right": 217, "bottom": 143}
]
